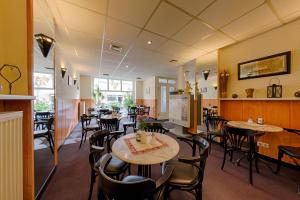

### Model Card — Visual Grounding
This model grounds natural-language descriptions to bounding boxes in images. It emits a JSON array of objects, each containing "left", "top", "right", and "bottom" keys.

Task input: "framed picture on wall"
[{"left": 238, "top": 51, "right": 291, "bottom": 80}]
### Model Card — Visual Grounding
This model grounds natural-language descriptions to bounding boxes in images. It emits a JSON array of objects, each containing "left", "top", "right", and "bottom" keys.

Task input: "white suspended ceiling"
[{"left": 37, "top": 0, "right": 300, "bottom": 80}]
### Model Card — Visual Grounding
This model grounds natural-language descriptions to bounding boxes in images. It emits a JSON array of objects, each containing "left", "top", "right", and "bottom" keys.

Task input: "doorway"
[{"left": 157, "top": 78, "right": 175, "bottom": 120}]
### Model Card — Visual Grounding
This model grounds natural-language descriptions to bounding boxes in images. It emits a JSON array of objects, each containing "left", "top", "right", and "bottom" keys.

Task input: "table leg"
[{"left": 137, "top": 165, "right": 151, "bottom": 177}]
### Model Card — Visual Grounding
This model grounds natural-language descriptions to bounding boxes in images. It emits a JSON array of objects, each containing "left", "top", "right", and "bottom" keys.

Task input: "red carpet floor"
[{"left": 40, "top": 131, "right": 300, "bottom": 200}]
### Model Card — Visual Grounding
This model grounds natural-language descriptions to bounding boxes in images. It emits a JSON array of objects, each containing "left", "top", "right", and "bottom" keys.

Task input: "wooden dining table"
[{"left": 112, "top": 132, "right": 179, "bottom": 177}]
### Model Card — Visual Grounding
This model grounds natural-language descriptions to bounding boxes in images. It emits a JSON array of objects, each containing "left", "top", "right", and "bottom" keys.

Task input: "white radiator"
[{"left": 0, "top": 111, "right": 23, "bottom": 200}]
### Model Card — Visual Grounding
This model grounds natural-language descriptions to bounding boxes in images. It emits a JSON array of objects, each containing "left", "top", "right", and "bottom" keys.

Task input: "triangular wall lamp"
[
  {"left": 34, "top": 33, "right": 55, "bottom": 57},
  {"left": 202, "top": 70, "right": 210, "bottom": 80},
  {"left": 61, "top": 68, "right": 67, "bottom": 78}
]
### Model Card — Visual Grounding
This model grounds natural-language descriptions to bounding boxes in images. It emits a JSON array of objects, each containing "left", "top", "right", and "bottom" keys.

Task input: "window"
[
  {"left": 122, "top": 80, "right": 133, "bottom": 91},
  {"left": 34, "top": 72, "right": 54, "bottom": 111},
  {"left": 168, "top": 79, "right": 176, "bottom": 84},
  {"left": 159, "top": 78, "right": 168, "bottom": 83},
  {"left": 109, "top": 79, "right": 121, "bottom": 91},
  {"left": 94, "top": 78, "right": 108, "bottom": 90}
]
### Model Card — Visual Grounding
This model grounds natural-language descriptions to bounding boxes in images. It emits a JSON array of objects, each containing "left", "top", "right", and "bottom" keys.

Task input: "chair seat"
[
  {"left": 279, "top": 145, "right": 300, "bottom": 159},
  {"left": 123, "top": 122, "right": 135, "bottom": 126},
  {"left": 208, "top": 130, "right": 223, "bottom": 136},
  {"left": 34, "top": 130, "right": 48, "bottom": 138},
  {"left": 86, "top": 125, "right": 100, "bottom": 131},
  {"left": 95, "top": 155, "right": 129, "bottom": 174},
  {"left": 163, "top": 159, "right": 198, "bottom": 186},
  {"left": 122, "top": 175, "right": 146, "bottom": 183}
]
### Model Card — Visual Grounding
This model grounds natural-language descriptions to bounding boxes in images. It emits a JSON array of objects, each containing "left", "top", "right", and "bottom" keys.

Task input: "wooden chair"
[
  {"left": 80, "top": 114, "right": 100, "bottom": 148},
  {"left": 275, "top": 128, "right": 300, "bottom": 192},
  {"left": 162, "top": 136, "right": 209, "bottom": 200},
  {"left": 221, "top": 125, "right": 264, "bottom": 184},
  {"left": 34, "top": 117, "right": 54, "bottom": 153},
  {"left": 97, "top": 153, "right": 174, "bottom": 200},
  {"left": 88, "top": 130, "right": 130, "bottom": 200}
]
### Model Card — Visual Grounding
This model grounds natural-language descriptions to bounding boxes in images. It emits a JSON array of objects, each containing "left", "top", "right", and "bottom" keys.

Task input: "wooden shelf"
[
  {"left": 220, "top": 98, "right": 300, "bottom": 101},
  {"left": 0, "top": 95, "right": 35, "bottom": 100}
]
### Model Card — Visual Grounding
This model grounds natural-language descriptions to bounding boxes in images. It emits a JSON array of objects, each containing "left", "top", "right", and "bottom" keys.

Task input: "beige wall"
[
  {"left": 80, "top": 75, "right": 92, "bottom": 99},
  {"left": 219, "top": 19, "right": 300, "bottom": 98},
  {"left": 0, "top": 0, "right": 28, "bottom": 95},
  {"left": 135, "top": 80, "right": 143, "bottom": 100},
  {"left": 199, "top": 74, "right": 218, "bottom": 99}
]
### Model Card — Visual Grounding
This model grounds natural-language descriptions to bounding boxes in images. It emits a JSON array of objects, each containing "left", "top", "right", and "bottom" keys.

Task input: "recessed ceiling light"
[
  {"left": 169, "top": 59, "right": 178, "bottom": 63},
  {"left": 147, "top": 40, "right": 152, "bottom": 45},
  {"left": 103, "top": 73, "right": 109, "bottom": 76},
  {"left": 136, "top": 77, "right": 142, "bottom": 80},
  {"left": 125, "top": 65, "right": 129, "bottom": 68}
]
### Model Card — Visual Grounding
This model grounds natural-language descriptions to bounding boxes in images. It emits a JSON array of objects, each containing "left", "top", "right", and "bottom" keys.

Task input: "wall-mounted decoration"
[
  {"left": 145, "top": 87, "right": 150, "bottom": 95},
  {"left": 68, "top": 75, "right": 72, "bottom": 86},
  {"left": 183, "top": 70, "right": 192, "bottom": 94},
  {"left": 202, "top": 70, "right": 210, "bottom": 80},
  {"left": 61, "top": 67, "right": 67, "bottom": 78},
  {"left": 0, "top": 64, "right": 22, "bottom": 94},
  {"left": 238, "top": 51, "right": 291, "bottom": 80},
  {"left": 245, "top": 88, "right": 254, "bottom": 98},
  {"left": 200, "top": 87, "right": 207, "bottom": 93},
  {"left": 267, "top": 78, "right": 282, "bottom": 98},
  {"left": 219, "top": 70, "right": 230, "bottom": 98},
  {"left": 34, "top": 33, "right": 55, "bottom": 58},
  {"left": 73, "top": 79, "right": 77, "bottom": 85}
]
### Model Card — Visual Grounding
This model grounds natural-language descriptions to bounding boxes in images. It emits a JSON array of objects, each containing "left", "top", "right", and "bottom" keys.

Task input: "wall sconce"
[
  {"left": 34, "top": 33, "right": 55, "bottom": 57},
  {"left": 61, "top": 67, "right": 67, "bottom": 78},
  {"left": 73, "top": 78, "right": 77, "bottom": 85},
  {"left": 213, "top": 83, "right": 218, "bottom": 90},
  {"left": 202, "top": 70, "right": 210, "bottom": 80}
]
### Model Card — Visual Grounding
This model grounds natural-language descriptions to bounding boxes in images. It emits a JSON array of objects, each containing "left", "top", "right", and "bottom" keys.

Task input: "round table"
[
  {"left": 112, "top": 133, "right": 179, "bottom": 177},
  {"left": 227, "top": 121, "right": 283, "bottom": 132}
]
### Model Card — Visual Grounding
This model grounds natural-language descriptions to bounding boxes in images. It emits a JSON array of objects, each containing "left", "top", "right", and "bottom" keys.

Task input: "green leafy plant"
[
  {"left": 123, "top": 93, "right": 135, "bottom": 110},
  {"left": 34, "top": 101, "right": 49, "bottom": 111},
  {"left": 93, "top": 87, "right": 103, "bottom": 106},
  {"left": 138, "top": 119, "right": 147, "bottom": 131}
]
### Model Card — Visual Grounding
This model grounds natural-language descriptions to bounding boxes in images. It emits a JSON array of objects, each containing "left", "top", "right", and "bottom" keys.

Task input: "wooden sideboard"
[{"left": 220, "top": 98, "right": 300, "bottom": 165}]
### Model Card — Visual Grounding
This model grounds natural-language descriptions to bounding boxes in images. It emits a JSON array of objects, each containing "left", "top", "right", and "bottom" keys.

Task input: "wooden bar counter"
[{"left": 220, "top": 98, "right": 300, "bottom": 165}]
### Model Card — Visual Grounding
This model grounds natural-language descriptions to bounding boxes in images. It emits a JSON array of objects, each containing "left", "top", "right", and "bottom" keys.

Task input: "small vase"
[
  {"left": 245, "top": 88, "right": 254, "bottom": 98},
  {"left": 295, "top": 91, "right": 300, "bottom": 97}
]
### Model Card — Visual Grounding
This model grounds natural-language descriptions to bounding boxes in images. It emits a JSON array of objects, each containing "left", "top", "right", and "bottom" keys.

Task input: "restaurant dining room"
[{"left": 1, "top": 0, "right": 300, "bottom": 200}]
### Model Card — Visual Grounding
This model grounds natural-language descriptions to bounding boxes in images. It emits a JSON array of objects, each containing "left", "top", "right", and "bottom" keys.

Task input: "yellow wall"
[
  {"left": 219, "top": 19, "right": 300, "bottom": 98},
  {"left": 0, "top": 0, "right": 29, "bottom": 95}
]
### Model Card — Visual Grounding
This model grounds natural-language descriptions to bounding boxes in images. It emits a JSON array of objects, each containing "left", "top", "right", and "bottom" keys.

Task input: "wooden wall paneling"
[
  {"left": 202, "top": 99, "right": 218, "bottom": 108},
  {"left": 142, "top": 99, "right": 156, "bottom": 118},
  {"left": 220, "top": 101, "right": 243, "bottom": 120},
  {"left": 242, "top": 101, "right": 263, "bottom": 121}
]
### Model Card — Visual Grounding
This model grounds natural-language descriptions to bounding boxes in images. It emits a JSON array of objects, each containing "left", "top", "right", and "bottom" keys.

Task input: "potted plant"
[{"left": 136, "top": 119, "right": 147, "bottom": 143}]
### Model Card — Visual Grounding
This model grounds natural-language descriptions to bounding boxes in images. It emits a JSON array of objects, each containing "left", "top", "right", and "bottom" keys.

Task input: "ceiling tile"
[
  {"left": 106, "top": 18, "right": 141, "bottom": 45},
  {"left": 198, "top": 0, "right": 265, "bottom": 28},
  {"left": 61, "top": 0, "right": 107, "bottom": 14},
  {"left": 134, "top": 31, "right": 167, "bottom": 50},
  {"left": 68, "top": 30, "right": 102, "bottom": 50},
  {"left": 102, "top": 51, "right": 124, "bottom": 63},
  {"left": 108, "top": 0, "right": 160, "bottom": 27},
  {"left": 145, "top": 2, "right": 192, "bottom": 37},
  {"left": 222, "top": 4, "right": 280, "bottom": 40},
  {"left": 193, "top": 32, "right": 234, "bottom": 53},
  {"left": 172, "top": 19, "right": 215, "bottom": 45},
  {"left": 158, "top": 40, "right": 188, "bottom": 56},
  {"left": 168, "top": 0, "right": 215, "bottom": 15},
  {"left": 56, "top": 0, "right": 105, "bottom": 35},
  {"left": 271, "top": 0, "right": 300, "bottom": 22}
]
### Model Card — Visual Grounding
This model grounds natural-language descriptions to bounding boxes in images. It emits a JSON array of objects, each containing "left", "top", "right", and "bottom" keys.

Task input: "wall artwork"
[
  {"left": 238, "top": 51, "right": 291, "bottom": 80},
  {"left": 200, "top": 87, "right": 207, "bottom": 93},
  {"left": 145, "top": 87, "right": 150, "bottom": 95}
]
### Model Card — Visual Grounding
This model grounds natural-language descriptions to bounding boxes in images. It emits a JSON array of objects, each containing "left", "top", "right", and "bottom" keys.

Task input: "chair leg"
[
  {"left": 249, "top": 153, "right": 253, "bottom": 184},
  {"left": 88, "top": 170, "right": 96, "bottom": 200},
  {"left": 209, "top": 135, "right": 212, "bottom": 154},
  {"left": 79, "top": 131, "right": 85, "bottom": 148},
  {"left": 255, "top": 153, "right": 260, "bottom": 173},
  {"left": 275, "top": 150, "right": 284, "bottom": 174},
  {"left": 221, "top": 149, "right": 227, "bottom": 170}
]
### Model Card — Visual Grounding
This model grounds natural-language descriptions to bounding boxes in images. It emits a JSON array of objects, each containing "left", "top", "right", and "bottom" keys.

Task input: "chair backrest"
[
  {"left": 98, "top": 154, "right": 156, "bottom": 200},
  {"left": 284, "top": 128, "right": 300, "bottom": 136},
  {"left": 144, "top": 123, "right": 166, "bottom": 134},
  {"left": 47, "top": 117, "right": 54, "bottom": 131},
  {"left": 35, "top": 111, "right": 50, "bottom": 120},
  {"left": 100, "top": 118, "right": 119, "bottom": 132},
  {"left": 143, "top": 106, "right": 150, "bottom": 115},
  {"left": 224, "top": 125, "right": 259, "bottom": 150},
  {"left": 88, "top": 107, "right": 95, "bottom": 114},
  {"left": 206, "top": 116, "right": 226, "bottom": 133},
  {"left": 80, "top": 114, "right": 90, "bottom": 128},
  {"left": 128, "top": 106, "right": 137, "bottom": 115}
]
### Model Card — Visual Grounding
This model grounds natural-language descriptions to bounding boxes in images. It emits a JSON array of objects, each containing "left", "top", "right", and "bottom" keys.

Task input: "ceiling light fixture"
[
  {"left": 103, "top": 73, "right": 109, "bottom": 76},
  {"left": 202, "top": 70, "right": 210, "bottom": 80},
  {"left": 34, "top": 33, "right": 55, "bottom": 58},
  {"left": 147, "top": 40, "right": 152, "bottom": 45},
  {"left": 136, "top": 77, "right": 142, "bottom": 80},
  {"left": 169, "top": 59, "right": 178, "bottom": 63},
  {"left": 125, "top": 65, "right": 129, "bottom": 68}
]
